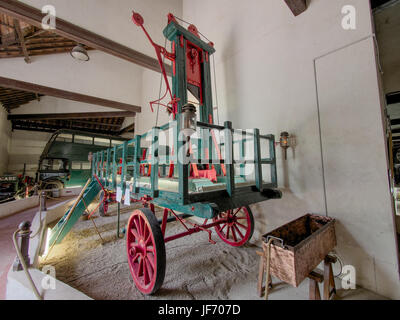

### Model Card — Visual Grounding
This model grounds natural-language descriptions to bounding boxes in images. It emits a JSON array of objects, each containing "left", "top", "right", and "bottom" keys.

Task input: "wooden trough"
[{"left": 262, "top": 214, "right": 336, "bottom": 288}]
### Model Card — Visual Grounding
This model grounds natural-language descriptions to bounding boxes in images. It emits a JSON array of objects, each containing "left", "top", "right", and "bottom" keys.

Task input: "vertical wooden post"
[
  {"left": 307, "top": 271, "right": 323, "bottom": 300},
  {"left": 309, "top": 279, "right": 321, "bottom": 300},
  {"left": 120, "top": 141, "right": 128, "bottom": 197},
  {"left": 224, "top": 121, "right": 234, "bottom": 197},
  {"left": 105, "top": 149, "right": 110, "bottom": 189},
  {"left": 100, "top": 150, "right": 104, "bottom": 181},
  {"left": 92, "top": 153, "right": 97, "bottom": 176},
  {"left": 112, "top": 146, "right": 117, "bottom": 189},
  {"left": 257, "top": 254, "right": 265, "bottom": 297},
  {"left": 269, "top": 135, "right": 278, "bottom": 188},
  {"left": 151, "top": 127, "right": 160, "bottom": 198},
  {"left": 239, "top": 130, "right": 246, "bottom": 178},
  {"left": 134, "top": 135, "right": 141, "bottom": 193},
  {"left": 254, "top": 129, "right": 263, "bottom": 192},
  {"left": 323, "top": 255, "right": 337, "bottom": 300}
]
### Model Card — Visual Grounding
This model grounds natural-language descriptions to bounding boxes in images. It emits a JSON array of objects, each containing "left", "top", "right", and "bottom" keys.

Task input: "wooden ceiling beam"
[
  {"left": 8, "top": 111, "right": 135, "bottom": 121},
  {"left": 284, "top": 0, "right": 307, "bottom": 16},
  {"left": 68, "top": 119, "right": 122, "bottom": 128},
  {"left": 0, "top": 76, "right": 141, "bottom": 113},
  {"left": 392, "top": 128, "right": 400, "bottom": 134},
  {"left": 0, "top": 20, "right": 13, "bottom": 29},
  {"left": 1, "top": 95, "right": 35, "bottom": 102},
  {"left": 0, "top": 0, "right": 171, "bottom": 75},
  {"left": 13, "top": 18, "right": 30, "bottom": 63},
  {"left": 0, "top": 92, "right": 35, "bottom": 98},
  {"left": 11, "top": 120, "right": 121, "bottom": 135},
  {"left": 0, "top": 47, "right": 93, "bottom": 58}
]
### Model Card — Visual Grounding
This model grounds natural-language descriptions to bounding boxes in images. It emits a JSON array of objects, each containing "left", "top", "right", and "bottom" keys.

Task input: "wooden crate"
[{"left": 262, "top": 214, "right": 336, "bottom": 287}]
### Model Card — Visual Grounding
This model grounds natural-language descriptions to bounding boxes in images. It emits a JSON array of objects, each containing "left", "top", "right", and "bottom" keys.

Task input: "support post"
[
  {"left": 150, "top": 127, "right": 160, "bottom": 198},
  {"left": 269, "top": 135, "right": 278, "bottom": 188},
  {"left": 13, "top": 221, "right": 32, "bottom": 271},
  {"left": 254, "top": 128, "right": 263, "bottom": 192},
  {"left": 323, "top": 255, "right": 337, "bottom": 300},
  {"left": 40, "top": 191, "right": 47, "bottom": 211},
  {"left": 112, "top": 146, "right": 117, "bottom": 189},
  {"left": 105, "top": 149, "right": 110, "bottom": 189},
  {"left": 134, "top": 135, "right": 141, "bottom": 193},
  {"left": 117, "top": 202, "right": 121, "bottom": 239},
  {"left": 224, "top": 121, "right": 234, "bottom": 197},
  {"left": 120, "top": 141, "right": 128, "bottom": 196}
]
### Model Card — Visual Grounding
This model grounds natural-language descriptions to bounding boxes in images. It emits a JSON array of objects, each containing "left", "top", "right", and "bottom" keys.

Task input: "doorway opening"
[{"left": 373, "top": 0, "right": 400, "bottom": 261}]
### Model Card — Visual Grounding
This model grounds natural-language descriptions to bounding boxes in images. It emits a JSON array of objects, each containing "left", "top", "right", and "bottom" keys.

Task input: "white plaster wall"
[
  {"left": 374, "top": 2, "right": 400, "bottom": 94},
  {"left": 0, "top": 106, "right": 11, "bottom": 175},
  {"left": 136, "top": 69, "right": 172, "bottom": 136},
  {"left": 183, "top": 0, "right": 399, "bottom": 298},
  {"left": 1, "top": 50, "right": 143, "bottom": 178},
  {"left": 316, "top": 37, "right": 399, "bottom": 298},
  {"left": 1, "top": 0, "right": 183, "bottom": 173},
  {"left": 20, "top": 0, "right": 182, "bottom": 60},
  {"left": 0, "top": 50, "right": 143, "bottom": 107},
  {"left": 0, "top": 0, "right": 184, "bottom": 173},
  {"left": 8, "top": 130, "right": 50, "bottom": 177}
]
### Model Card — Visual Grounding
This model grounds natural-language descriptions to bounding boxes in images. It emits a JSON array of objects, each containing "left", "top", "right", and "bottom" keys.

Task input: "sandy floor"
[{"left": 40, "top": 204, "right": 388, "bottom": 300}]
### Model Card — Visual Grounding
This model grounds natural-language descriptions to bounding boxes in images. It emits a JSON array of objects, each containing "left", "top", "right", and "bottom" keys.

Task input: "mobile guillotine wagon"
[{"left": 49, "top": 11, "right": 282, "bottom": 295}]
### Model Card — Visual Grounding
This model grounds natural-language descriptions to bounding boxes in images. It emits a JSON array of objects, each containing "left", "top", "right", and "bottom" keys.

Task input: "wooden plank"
[
  {"left": 13, "top": 18, "right": 30, "bottom": 63},
  {"left": 7, "top": 111, "right": 135, "bottom": 121},
  {"left": 0, "top": 0, "right": 171, "bottom": 75},
  {"left": 224, "top": 121, "right": 235, "bottom": 197},
  {"left": 0, "top": 76, "right": 141, "bottom": 113},
  {"left": 254, "top": 128, "right": 263, "bottom": 191},
  {"left": 11, "top": 119, "right": 121, "bottom": 135},
  {"left": 66, "top": 119, "right": 122, "bottom": 128},
  {"left": 284, "top": 0, "right": 307, "bottom": 16}
]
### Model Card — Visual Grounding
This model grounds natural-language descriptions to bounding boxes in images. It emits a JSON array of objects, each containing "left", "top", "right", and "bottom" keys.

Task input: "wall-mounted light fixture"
[
  {"left": 70, "top": 44, "right": 90, "bottom": 62},
  {"left": 280, "top": 131, "right": 291, "bottom": 160}
]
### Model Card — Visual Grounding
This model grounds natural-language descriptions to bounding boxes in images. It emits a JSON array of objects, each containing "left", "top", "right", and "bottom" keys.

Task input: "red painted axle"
[{"left": 164, "top": 219, "right": 224, "bottom": 243}]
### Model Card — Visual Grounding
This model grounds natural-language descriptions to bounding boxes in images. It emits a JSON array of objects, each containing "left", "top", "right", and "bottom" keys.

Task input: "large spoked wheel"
[
  {"left": 126, "top": 208, "right": 166, "bottom": 295},
  {"left": 213, "top": 206, "right": 254, "bottom": 247}
]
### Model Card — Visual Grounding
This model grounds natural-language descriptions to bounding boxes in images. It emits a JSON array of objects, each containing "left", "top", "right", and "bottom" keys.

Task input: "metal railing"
[{"left": 91, "top": 120, "right": 277, "bottom": 205}]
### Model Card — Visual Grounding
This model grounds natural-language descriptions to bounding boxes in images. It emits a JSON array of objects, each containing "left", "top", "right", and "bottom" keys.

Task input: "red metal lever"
[{"left": 132, "top": 11, "right": 177, "bottom": 115}]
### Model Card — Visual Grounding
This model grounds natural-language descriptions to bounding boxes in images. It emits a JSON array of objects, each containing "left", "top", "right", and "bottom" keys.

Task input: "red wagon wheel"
[
  {"left": 126, "top": 208, "right": 166, "bottom": 295},
  {"left": 213, "top": 206, "right": 254, "bottom": 247}
]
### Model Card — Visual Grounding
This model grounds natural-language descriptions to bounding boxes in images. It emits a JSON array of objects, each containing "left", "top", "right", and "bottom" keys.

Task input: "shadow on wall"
[
  {"left": 249, "top": 190, "right": 311, "bottom": 244},
  {"left": 280, "top": 134, "right": 298, "bottom": 189},
  {"left": 221, "top": 29, "right": 240, "bottom": 126},
  {"left": 333, "top": 219, "right": 380, "bottom": 292}
]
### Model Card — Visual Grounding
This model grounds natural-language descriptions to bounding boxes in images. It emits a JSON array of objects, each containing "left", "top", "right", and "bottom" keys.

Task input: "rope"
[
  {"left": 172, "top": 14, "right": 221, "bottom": 125},
  {"left": 212, "top": 54, "right": 220, "bottom": 125},
  {"left": 264, "top": 238, "right": 273, "bottom": 300},
  {"left": 173, "top": 15, "right": 212, "bottom": 43},
  {"left": 12, "top": 229, "right": 43, "bottom": 300},
  {"left": 156, "top": 38, "right": 168, "bottom": 127}
]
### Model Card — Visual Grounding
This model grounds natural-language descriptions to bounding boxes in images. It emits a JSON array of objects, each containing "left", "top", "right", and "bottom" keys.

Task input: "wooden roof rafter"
[
  {"left": 0, "top": 11, "right": 92, "bottom": 61},
  {"left": 0, "top": 0, "right": 171, "bottom": 74}
]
